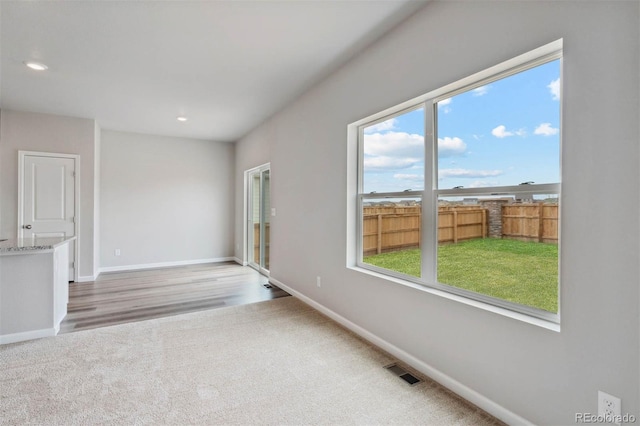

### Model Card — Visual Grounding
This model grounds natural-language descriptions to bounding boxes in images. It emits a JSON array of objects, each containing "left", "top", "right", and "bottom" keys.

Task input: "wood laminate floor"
[{"left": 59, "top": 262, "right": 289, "bottom": 334}]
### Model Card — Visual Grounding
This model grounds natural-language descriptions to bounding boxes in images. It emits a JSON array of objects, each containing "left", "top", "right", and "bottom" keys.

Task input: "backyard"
[{"left": 364, "top": 238, "right": 558, "bottom": 313}]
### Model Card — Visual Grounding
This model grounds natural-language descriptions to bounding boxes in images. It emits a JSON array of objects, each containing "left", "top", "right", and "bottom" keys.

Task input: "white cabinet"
[{"left": 0, "top": 238, "right": 73, "bottom": 344}]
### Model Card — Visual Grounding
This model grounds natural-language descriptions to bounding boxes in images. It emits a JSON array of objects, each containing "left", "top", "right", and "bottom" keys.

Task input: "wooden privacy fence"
[
  {"left": 362, "top": 206, "right": 487, "bottom": 256},
  {"left": 362, "top": 207, "right": 421, "bottom": 256},
  {"left": 439, "top": 207, "right": 487, "bottom": 245},
  {"left": 362, "top": 202, "right": 558, "bottom": 256},
  {"left": 502, "top": 203, "right": 558, "bottom": 243}
]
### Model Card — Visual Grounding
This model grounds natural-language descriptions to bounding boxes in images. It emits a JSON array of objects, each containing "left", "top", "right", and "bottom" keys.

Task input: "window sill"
[{"left": 348, "top": 266, "right": 560, "bottom": 333}]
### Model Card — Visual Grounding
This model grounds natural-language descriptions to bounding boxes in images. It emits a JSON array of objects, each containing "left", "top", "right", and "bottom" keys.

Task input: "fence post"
[
  {"left": 377, "top": 214, "right": 382, "bottom": 254},
  {"left": 538, "top": 202, "right": 544, "bottom": 243},
  {"left": 453, "top": 210, "right": 458, "bottom": 243},
  {"left": 482, "top": 209, "right": 487, "bottom": 238}
]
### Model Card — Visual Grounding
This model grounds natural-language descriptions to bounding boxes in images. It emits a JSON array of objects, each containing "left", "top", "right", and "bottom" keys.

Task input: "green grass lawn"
[{"left": 364, "top": 238, "right": 558, "bottom": 313}]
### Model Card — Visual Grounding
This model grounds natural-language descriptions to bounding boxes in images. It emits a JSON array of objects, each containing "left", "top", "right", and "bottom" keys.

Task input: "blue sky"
[{"left": 363, "top": 59, "right": 560, "bottom": 194}]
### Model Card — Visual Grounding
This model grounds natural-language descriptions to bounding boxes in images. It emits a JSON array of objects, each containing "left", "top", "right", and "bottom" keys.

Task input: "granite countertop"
[{"left": 0, "top": 236, "right": 76, "bottom": 254}]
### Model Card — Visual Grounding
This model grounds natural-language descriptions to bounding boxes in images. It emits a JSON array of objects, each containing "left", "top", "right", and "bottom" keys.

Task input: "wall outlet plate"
[{"left": 598, "top": 391, "right": 621, "bottom": 424}]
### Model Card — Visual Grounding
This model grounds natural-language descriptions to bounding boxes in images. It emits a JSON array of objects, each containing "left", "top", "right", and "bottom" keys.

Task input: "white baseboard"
[
  {"left": 76, "top": 274, "right": 99, "bottom": 283},
  {"left": 100, "top": 257, "right": 235, "bottom": 274},
  {"left": 232, "top": 257, "right": 246, "bottom": 266},
  {"left": 268, "top": 276, "right": 533, "bottom": 426},
  {"left": 0, "top": 327, "right": 56, "bottom": 345}
]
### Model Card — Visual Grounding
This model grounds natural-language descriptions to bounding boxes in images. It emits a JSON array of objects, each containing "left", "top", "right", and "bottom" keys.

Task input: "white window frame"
[{"left": 353, "top": 39, "right": 563, "bottom": 324}]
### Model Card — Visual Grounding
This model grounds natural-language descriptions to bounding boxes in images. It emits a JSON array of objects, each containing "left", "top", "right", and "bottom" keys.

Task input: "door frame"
[
  {"left": 17, "top": 150, "right": 80, "bottom": 282},
  {"left": 244, "top": 162, "right": 270, "bottom": 275}
]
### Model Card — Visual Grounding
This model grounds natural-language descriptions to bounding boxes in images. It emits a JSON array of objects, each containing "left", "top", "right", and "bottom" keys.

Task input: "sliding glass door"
[{"left": 247, "top": 164, "right": 270, "bottom": 274}]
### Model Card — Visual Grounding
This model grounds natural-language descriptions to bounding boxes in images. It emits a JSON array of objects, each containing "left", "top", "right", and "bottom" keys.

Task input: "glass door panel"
[
  {"left": 261, "top": 169, "right": 270, "bottom": 271},
  {"left": 250, "top": 172, "right": 261, "bottom": 268},
  {"left": 247, "top": 164, "right": 270, "bottom": 275}
]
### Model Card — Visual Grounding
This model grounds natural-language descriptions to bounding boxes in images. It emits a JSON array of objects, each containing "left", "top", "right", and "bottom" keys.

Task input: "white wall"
[
  {"left": 93, "top": 122, "right": 101, "bottom": 278},
  {"left": 0, "top": 109, "right": 99, "bottom": 280},
  {"left": 234, "top": 119, "right": 275, "bottom": 261},
  {"left": 101, "top": 130, "right": 234, "bottom": 270},
  {"left": 234, "top": 1, "right": 640, "bottom": 424}
]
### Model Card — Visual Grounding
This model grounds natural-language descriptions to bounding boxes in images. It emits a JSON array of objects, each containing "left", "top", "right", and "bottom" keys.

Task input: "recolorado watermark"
[{"left": 576, "top": 413, "right": 637, "bottom": 423}]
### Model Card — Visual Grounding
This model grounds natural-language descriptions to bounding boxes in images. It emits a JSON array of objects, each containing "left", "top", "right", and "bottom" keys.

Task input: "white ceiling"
[{"left": 1, "top": 1, "right": 426, "bottom": 142}]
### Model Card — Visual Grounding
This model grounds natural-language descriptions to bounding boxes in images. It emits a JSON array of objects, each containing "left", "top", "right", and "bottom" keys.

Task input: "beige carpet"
[{"left": 1, "top": 297, "right": 502, "bottom": 425}]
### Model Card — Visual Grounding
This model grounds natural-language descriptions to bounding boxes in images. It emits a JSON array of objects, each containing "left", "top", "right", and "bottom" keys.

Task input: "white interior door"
[{"left": 20, "top": 153, "right": 76, "bottom": 280}]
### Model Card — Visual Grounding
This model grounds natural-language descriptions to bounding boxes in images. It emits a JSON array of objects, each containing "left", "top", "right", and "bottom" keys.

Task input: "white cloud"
[
  {"left": 438, "top": 137, "right": 467, "bottom": 157},
  {"left": 534, "top": 122, "right": 559, "bottom": 136},
  {"left": 363, "top": 132, "right": 467, "bottom": 171},
  {"left": 364, "top": 131, "right": 423, "bottom": 158},
  {"left": 491, "top": 125, "right": 526, "bottom": 138},
  {"left": 364, "top": 156, "right": 420, "bottom": 171},
  {"left": 548, "top": 78, "right": 560, "bottom": 100},
  {"left": 472, "top": 85, "right": 490, "bottom": 96},
  {"left": 363, "top": 132, "right": 427, "bottom": 171},
  {"left": 439, "top": 168, "right": 503, "bottom": 178},
  {"left": 437, "top": 98, "right": 452, "bottom": 114},
  {"left": 364, "top": 118, "right": 397, "bottom": 134},
  {"left": 393, "top": 173, "right": 424, "bottom": 181},
  {"left": 469, "top": 180, "right": 500, "bottom": 188},
  {"left": 491, "top": 125, "right": 512, "bottom": 138}
]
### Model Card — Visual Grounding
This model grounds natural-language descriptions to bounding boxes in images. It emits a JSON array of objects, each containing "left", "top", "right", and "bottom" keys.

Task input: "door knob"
[{"left": 24, "top": 225, "right": 32, "bottom": 229}]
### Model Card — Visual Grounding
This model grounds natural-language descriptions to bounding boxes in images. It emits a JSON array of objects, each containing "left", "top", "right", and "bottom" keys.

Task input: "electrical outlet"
[
  {"left": 114, "top": 249, "right": 121, "bottom": 256},
  {"left": 316, "top": 276, "right": 321, "bottom": 288},
  {"left": 598, "top": 391, "right": 621, "bottom": 424}
]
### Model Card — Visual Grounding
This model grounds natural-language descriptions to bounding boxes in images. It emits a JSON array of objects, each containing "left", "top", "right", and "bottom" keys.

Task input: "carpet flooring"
[{"left": 1, "top": 297, "right": 503, "bottom": 425}]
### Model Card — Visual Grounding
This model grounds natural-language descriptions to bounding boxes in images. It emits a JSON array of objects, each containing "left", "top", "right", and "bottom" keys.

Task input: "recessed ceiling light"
[
  {"left": 177, "top": 116, "right": 188, "bottom": 122},
  {"left": 24, "top": 61, "right": 48, "bottom": 71}
]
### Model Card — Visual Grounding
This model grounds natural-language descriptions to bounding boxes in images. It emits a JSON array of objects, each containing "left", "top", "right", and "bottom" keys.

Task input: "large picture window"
[{"left": 355, "top": 40, "right": 562, "bottom": 322}]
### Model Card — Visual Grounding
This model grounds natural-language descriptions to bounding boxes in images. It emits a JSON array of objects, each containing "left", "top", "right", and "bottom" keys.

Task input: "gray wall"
[
  {"left": 0, "top": 109, "right": 98, "bottom": 280},
  {"left": 93, "top": 122, "right": 101, "bottom": 276},
  {"left": 101, "top": 130, "right": 235, "bottom": 269},
  {"left": 234, "top": 119, "right": 275, "bottom": 259},
  {"left": 234, "top": 1, "right": 640, "bottom": 424}
]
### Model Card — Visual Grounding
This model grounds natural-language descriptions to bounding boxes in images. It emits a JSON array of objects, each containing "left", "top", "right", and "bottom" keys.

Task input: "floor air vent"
[
  {"left": 263, "top": 283, "right": 273, "bottom": 289},
  {"left": 384, "top": 363, "right": 421, "bottom": 386}
]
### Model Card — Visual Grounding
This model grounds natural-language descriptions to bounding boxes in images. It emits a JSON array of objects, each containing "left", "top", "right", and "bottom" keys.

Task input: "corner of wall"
[{"left": 93, "top": 122, "right": 101, "bottom": 277}]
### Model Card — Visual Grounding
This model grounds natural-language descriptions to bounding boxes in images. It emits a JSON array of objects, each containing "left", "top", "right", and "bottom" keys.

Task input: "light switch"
[{"left": 271, "top": 208, "right": 276, "bottom": 217}]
